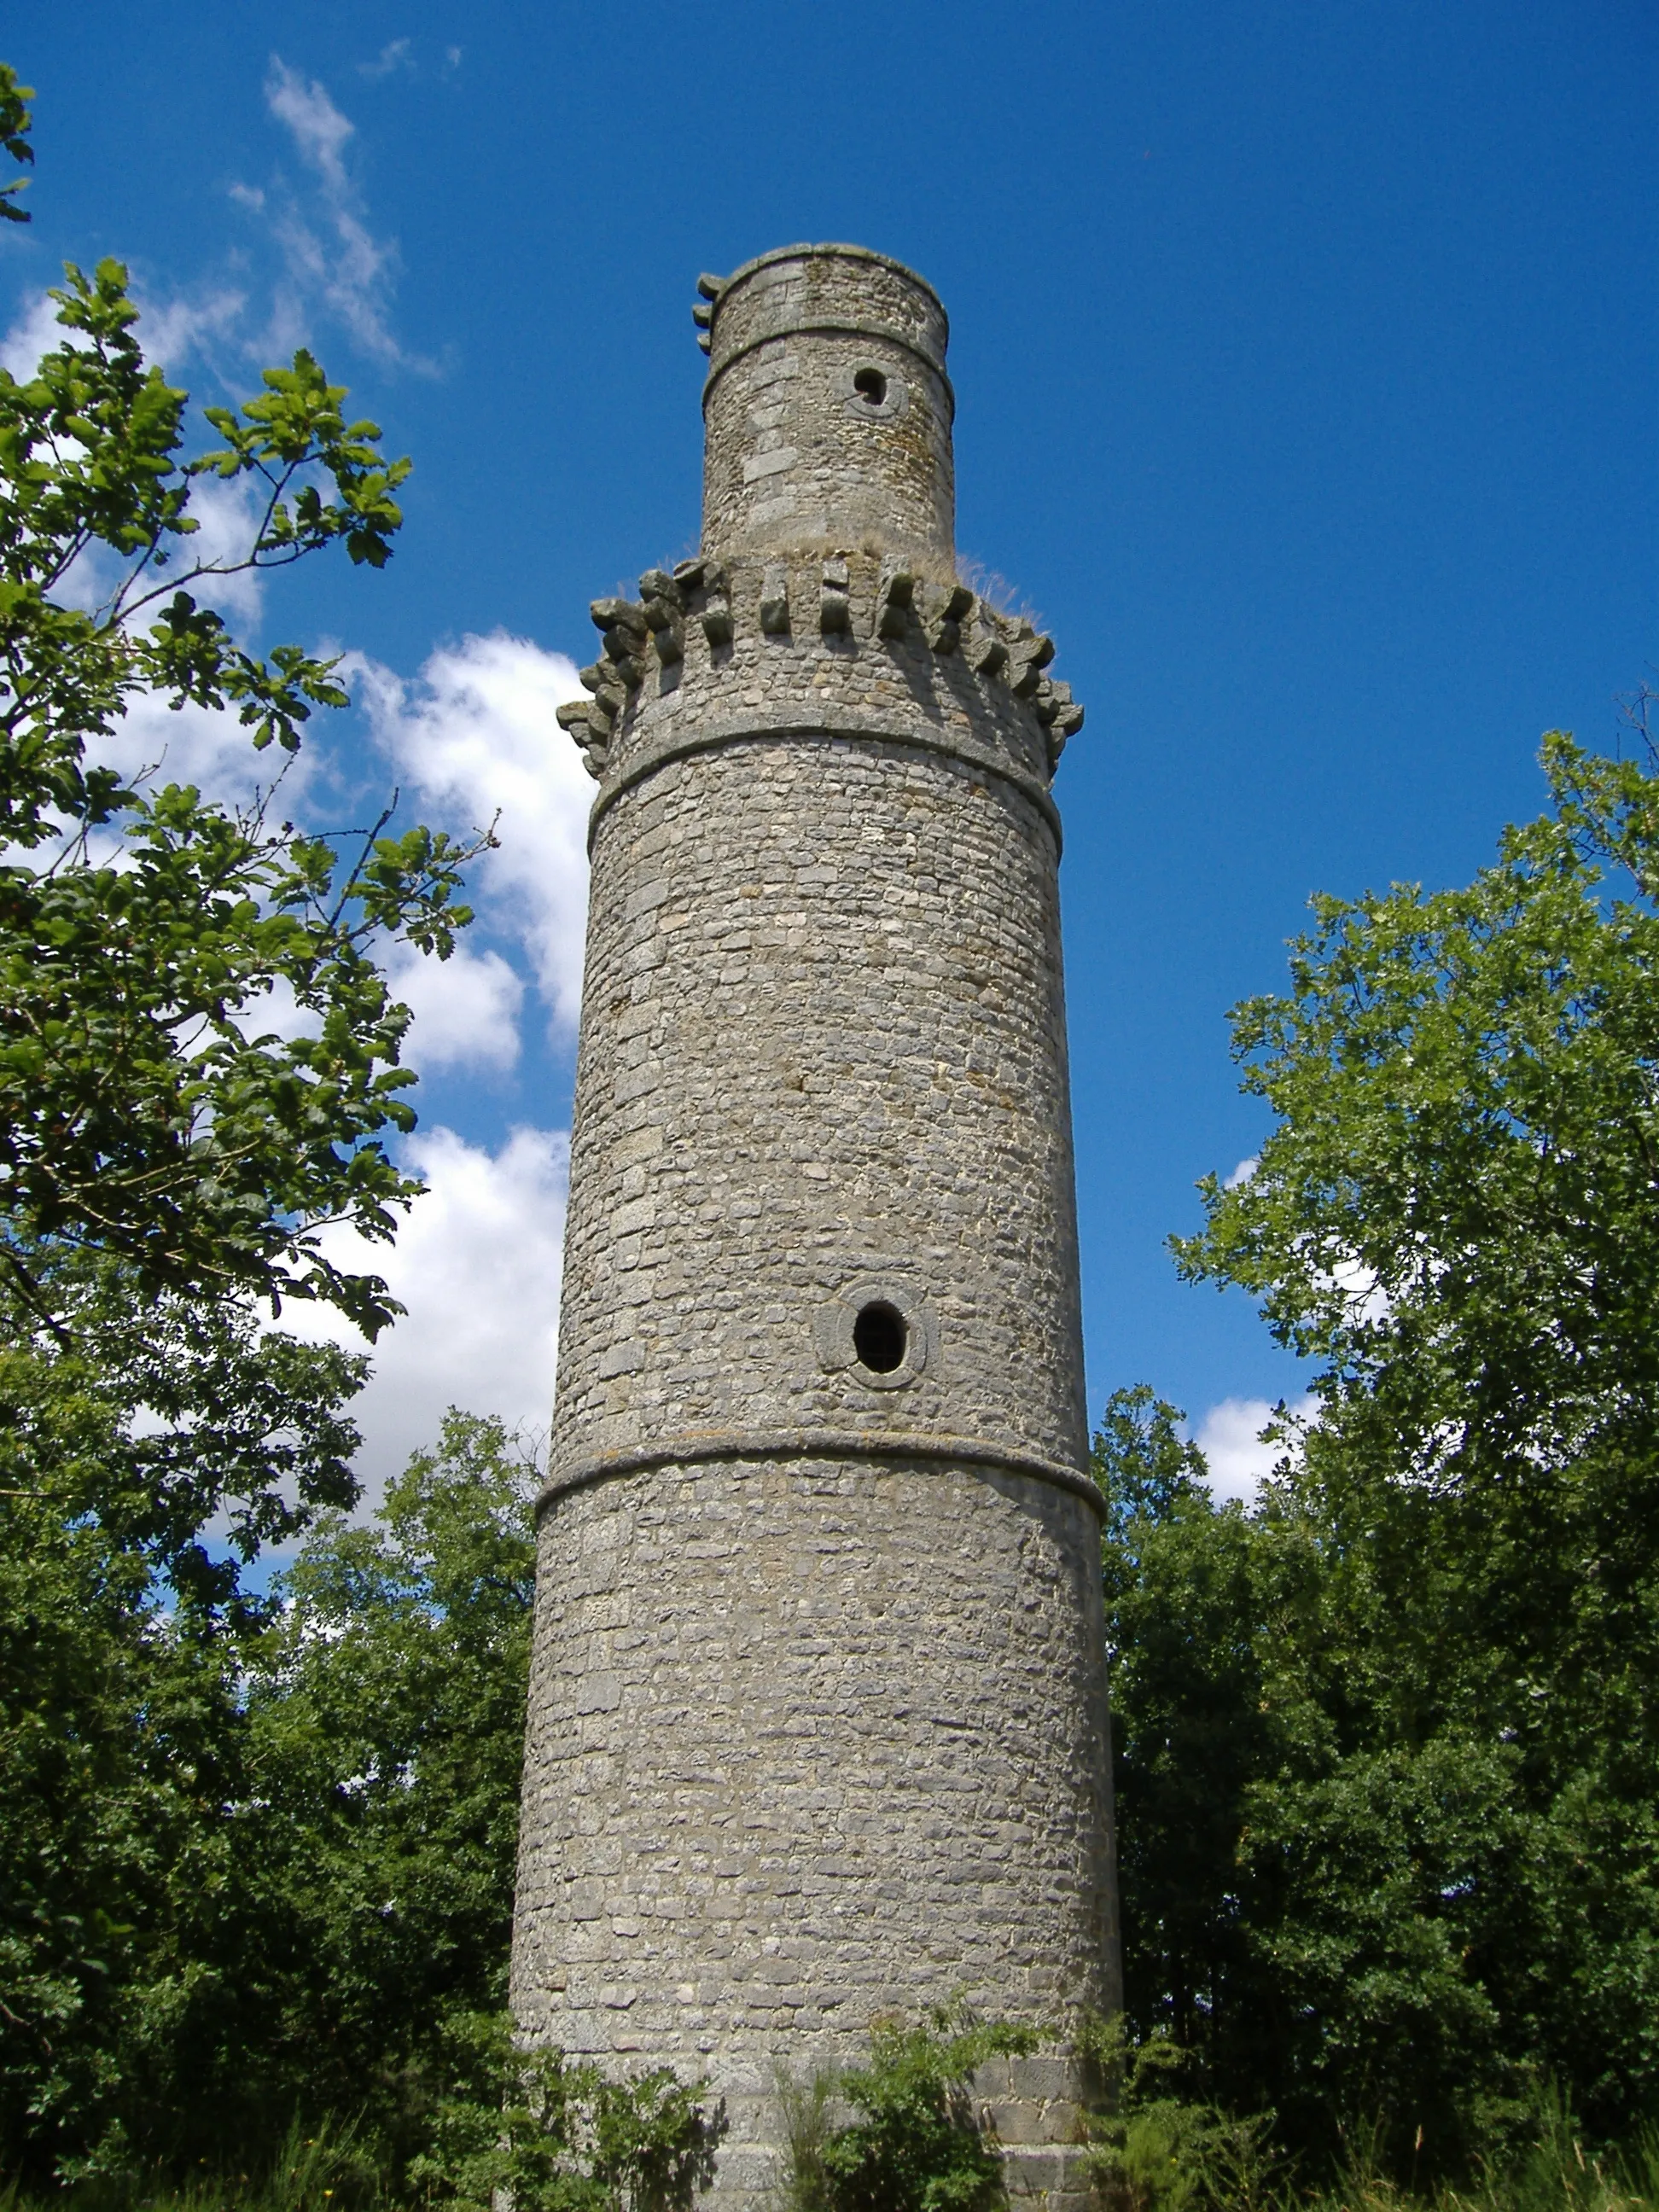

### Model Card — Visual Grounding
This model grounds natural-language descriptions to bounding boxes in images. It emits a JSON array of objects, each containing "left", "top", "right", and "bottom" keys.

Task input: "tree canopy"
[
  {"left": 0, "top": 64, "right": 486, "bottom": 1343},
  {"left": 1103, "top": 727, "right": 1659, "bottom": 2178},
  {"left": 0, "top": 73, "right": 509, "bottom": 2187}
]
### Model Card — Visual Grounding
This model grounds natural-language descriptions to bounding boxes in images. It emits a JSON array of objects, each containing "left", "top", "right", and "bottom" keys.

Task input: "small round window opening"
[
  {"left": 852, "top": 366, "right": 888, "bottom": 409},
  {"left": 853, "top": 1299, "right": 907, "bottom": 1374}
]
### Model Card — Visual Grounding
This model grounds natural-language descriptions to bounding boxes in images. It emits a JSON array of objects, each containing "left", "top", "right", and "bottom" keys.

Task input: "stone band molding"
[
  {"left": 587, "top": 711, "right": 1064, "bottom": 852},
  {"left": 702, "top": 319, "right": 957, "bottom": 417},
  {"left": 537, "top": 1425, "right": 1106, "bottom": 1522}
]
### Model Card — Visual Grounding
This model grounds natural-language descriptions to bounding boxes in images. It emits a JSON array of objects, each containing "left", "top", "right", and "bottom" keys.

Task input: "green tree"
[
  {"left": 0, "top": 73, "right": 486, "bottom": 1344},
  {"left": 1104, "top": 728, "right": 1659, "bottom": 2178},
  {"left": 1178, "top": 728, "right": 1659, "bottom": 1516},
  {"left": 1179, "top": 730, "right": 1659, "bottom": 2144},
  {"left": 0, "top": 74, "right": 502, "bottom": 2186},
  {"left": 1094, "top": 1388, "right": 1275, "bottom": 2055},
  {"left": 231, "top": 1411, "right": 540, "bottom": 2165},
  {"left": 0, "top": 1269, "right": 369, "bottom": 2181},
  {"left": 0, "top": 1403, "right": 540, "bottom": 2186}
]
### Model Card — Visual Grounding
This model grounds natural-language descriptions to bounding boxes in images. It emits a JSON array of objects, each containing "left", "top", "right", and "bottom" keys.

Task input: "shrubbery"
[
  {"left": 766, "top": 2002, "right": 1035, "bottom": 2212},
  {"left": 410, "top": 2012, "right": 724, "bottom": 2212}
]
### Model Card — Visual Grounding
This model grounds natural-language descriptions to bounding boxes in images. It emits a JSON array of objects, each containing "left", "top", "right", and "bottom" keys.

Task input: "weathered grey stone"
[
  {"left": 875, "top": 563, "right": 915, "bottom": 640},
  {"left": 591, "top": 596, "right": 647, "bottom": 638},
  {"left": 759, "top": 564, "right": 790, "bottom": 635},
  {"left": 970, "top": 623, "right": 1010, "bottom": 678},
  {"left": 513, "top": 245, "right": 1116, "bottom": 2212},
  {"left": 1010, "top": 633, "right": 1057, "bottom": 698},
  {"left": 638, "top": 568, "right": 683, "bottom": 608},
  {"left": 819, "top": 556, "right": 851, "bottom": 636},
  {"left": 922, "top": 579, "right": 975, "bottom": 654}
]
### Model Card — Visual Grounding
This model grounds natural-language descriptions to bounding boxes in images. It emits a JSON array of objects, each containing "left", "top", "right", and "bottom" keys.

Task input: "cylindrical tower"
[{"left": 515, "top": 245, "right": 1116, "bottom": 2208}]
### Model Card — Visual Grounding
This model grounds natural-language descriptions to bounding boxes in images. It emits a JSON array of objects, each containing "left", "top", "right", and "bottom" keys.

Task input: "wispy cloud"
[
  {"left": 3, "top": 271, "right": 247, "bottom": 387},
  {"left": 265, "top": 61, "right": 355, "bottom": 193},
  {"left": 353, "top": 632, "right": 593, "bottom": 1038},
  {"left": 358, "top": 38, "right": 415, "bottom": 80},
  {"left": 237, "top": 56, "right": 427, "bottom": 372},
  {"left": 4, "top": 60, "right": 422, "bottom": 387},
  {"left": 136, "top": 286, "right": 249, "bottom": 378}
]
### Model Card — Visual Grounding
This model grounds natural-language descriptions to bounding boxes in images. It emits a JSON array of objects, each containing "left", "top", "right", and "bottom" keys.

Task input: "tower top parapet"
[
  {"left": 696, "top": 245, "right": 950, "bottom": 383},
  {"left": 695, "top": 243, "right": 956, "bottom": 570}
]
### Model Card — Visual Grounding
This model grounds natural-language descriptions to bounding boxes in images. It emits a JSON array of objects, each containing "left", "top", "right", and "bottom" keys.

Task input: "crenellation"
[
  {"left": 591, "top": 595, "right": 648, "bottom": 642},
  {"left": 920, "top": 578, "right": 975, "bottom": 654},
  {"left": 563, "top": 552, "right": 1084, "bottom": 793},
  {"left": 874, "top": 561, "right": 914, "bottom": 640},
  {"left": 819, "top": 556, "right": 851, "bottom": 636},
  {"left": 639, "top": 573, "right": 686, "bottom": 667},
  {"left": 759, "top": 563, "right": 789, "bottom": 636}
]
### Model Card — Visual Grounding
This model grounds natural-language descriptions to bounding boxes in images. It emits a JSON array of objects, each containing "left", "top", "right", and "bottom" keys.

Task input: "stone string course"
[{"left": 513, "top": 245, "right": 1119, "bottom": 2212}]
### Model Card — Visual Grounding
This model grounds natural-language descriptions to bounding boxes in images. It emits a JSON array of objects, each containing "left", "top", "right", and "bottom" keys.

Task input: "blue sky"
[{"left": 9, "top": 2, "right": 1656, "bottom": 1495}]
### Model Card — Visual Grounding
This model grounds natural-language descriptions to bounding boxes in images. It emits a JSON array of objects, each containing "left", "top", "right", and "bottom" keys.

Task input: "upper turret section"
[{"left": 696, "top": 245, "right": 955, "bottom": 572}]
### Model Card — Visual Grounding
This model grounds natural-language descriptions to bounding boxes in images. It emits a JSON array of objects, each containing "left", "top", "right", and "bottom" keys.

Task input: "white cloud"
[
  {"left": 3, "top": 288, "right": 267, "bottom": 625},
  {"left": 1, "top": 289, "right": 79, "bottom": 380},
  {"left": 384, "top": 941, "right": 524, "bottom": 1073},
  {"left": 1192, "top": 1394, "right": 1316, "bottom": 1505},
  {"left": 95, "top": 684, "right": 313, "bottom": 813},
  {"left": 358, "top": 38, "right": 414, "bottom": 79},
  {"left": 286, "top": 1124, "right": 568, "bottom": 1499},
  {"left": 251, "top": 57, "right": 422, "bottom": 370},
  {"left": 354, "top": 631, "right": 592, "bottom": 1033},
  {"left": 265, "top": 60, "right": 354, "bottom": 193},
  {"left": 1331, "top": 1252, "right": 1391, "bottom": 1324},
  {"left": 1225, "top": 1154, "right": 1259, "bottom": 1190},
  {"left": 51, "top": 633, "right": 547, "bottom": 1080},
  {"left": 158, "top": 470, "right": 268, "bottom": 623}
]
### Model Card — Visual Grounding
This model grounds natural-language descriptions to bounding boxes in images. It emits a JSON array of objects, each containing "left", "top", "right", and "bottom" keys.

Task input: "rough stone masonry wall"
[
  {"left": 699, "top": 245, "right": 956, "bottom": 565},
  {"left": 550, "top": 731, "right": 1085, "bottom": 1471},
  {"left": 513, "top": 246, "right": 1116, "bottom": 2210},
  {"left": 513, "top": 1453, "right": 1114, "bottom": 2207}
]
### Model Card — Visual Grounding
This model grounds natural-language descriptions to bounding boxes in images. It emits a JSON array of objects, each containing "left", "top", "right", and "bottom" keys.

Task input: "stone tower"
[{"left": 512, "top": 245, "right": 1118, "bottom": 2206}]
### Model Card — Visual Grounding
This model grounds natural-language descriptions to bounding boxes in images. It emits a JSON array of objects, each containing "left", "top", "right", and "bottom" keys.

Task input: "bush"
[
  {"left": 409, "top": 2011, "right": 725, "bottom": 2212},
  {"left": 774, "top": 2000, "right": 1036, "bottom": 2212},
  {"left": 1079, "top": 2017, "right": 1284, "bottom": 2212}
]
